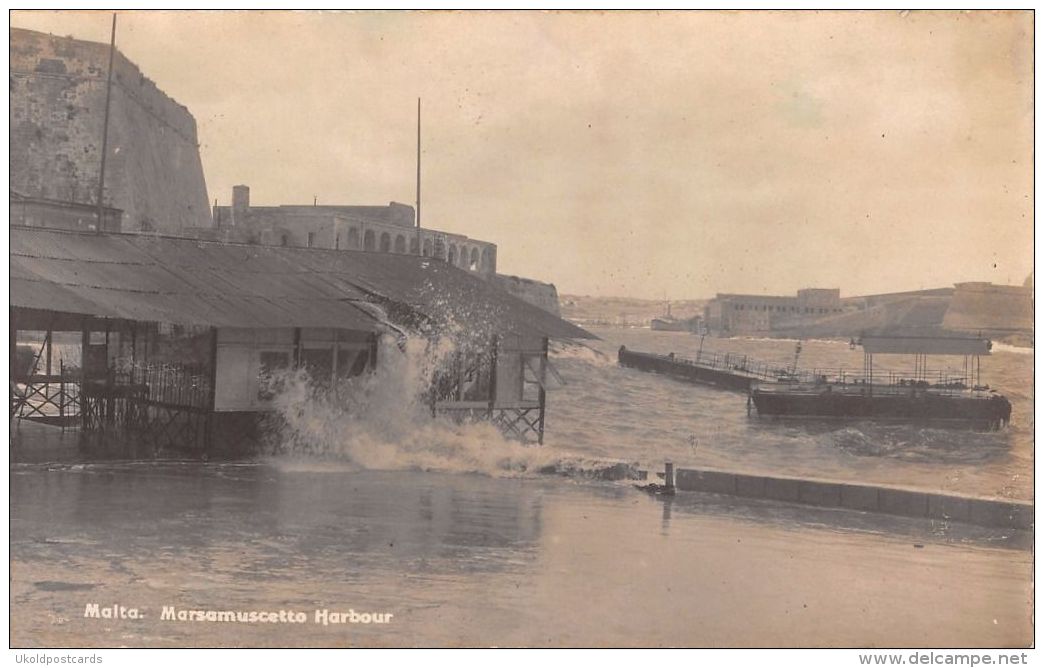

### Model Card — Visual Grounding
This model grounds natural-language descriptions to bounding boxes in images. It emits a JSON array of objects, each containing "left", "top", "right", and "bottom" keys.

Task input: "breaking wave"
[{"left": 262, "top": 335, "right": 639, "bottom": 481}]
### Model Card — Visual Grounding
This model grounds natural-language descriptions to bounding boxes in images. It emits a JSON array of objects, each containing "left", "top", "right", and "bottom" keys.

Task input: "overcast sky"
[{"left": 11, "top": 10, "right": 1034, "bottom": 299}]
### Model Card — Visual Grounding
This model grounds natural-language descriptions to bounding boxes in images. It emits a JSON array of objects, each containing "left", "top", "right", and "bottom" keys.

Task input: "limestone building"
[{"left": 207, "top": 185, "right": 499, "bottom": 276}]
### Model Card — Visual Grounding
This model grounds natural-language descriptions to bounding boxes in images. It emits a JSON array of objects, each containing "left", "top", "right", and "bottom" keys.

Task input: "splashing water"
[{"left": 262, "top": 335, "right": 636, "bottom": 479}]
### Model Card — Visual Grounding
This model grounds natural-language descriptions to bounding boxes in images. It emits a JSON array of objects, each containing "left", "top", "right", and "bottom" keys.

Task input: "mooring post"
[{"left": 665, "top": 461, "right": 675, "bottom": 493}]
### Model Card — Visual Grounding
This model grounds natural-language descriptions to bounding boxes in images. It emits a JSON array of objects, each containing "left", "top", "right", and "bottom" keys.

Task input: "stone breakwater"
[{"left": 667, "top": 466, "right": 1032, "bottom": 530}]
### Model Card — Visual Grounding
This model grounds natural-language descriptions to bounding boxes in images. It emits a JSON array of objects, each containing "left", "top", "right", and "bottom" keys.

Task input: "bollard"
[{"left": 664, "top": 461, "right": 675, "bottom": 494}]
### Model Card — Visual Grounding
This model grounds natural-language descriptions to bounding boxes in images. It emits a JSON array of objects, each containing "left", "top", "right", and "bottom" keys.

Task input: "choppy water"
[
  {"left": 9, "top": 326, "right": 1034, "bottom": 647},
  {"left": 9, "top": 462, "right": 1032, "bottom": 647},
  {"left": 545, "top": 327, "right": 1033, "bottom": 500}
]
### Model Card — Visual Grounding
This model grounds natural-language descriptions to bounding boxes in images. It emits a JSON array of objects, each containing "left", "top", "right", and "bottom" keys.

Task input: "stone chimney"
[{"left": 232, "top": 185, "right": 250, "bottom": 225}]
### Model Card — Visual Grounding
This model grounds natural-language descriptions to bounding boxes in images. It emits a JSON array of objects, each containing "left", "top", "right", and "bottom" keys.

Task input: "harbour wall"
[
  {"left": 669, "top": 466, "right": 1032, "bottom": 530},
  {"left": 494, "top": 274, "right": 561, "bottom": 315}
]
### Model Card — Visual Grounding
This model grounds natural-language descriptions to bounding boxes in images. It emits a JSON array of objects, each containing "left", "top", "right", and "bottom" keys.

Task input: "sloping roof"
[{"left": 10, "top": 227, "right": 593, "bottom": 340}]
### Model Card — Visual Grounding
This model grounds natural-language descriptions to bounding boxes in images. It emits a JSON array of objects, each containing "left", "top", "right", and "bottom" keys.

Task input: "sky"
[{"left": 10, "top": 10, "right": 1034, "bottom": 299}]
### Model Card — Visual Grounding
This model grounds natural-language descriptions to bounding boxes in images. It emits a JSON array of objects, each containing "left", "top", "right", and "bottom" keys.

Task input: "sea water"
[{"left": 9, "top": 326, "right": 1034, "bottom": 647}]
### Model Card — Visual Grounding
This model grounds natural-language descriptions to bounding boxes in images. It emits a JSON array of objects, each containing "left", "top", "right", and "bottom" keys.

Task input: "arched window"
[
  {"left": 433, "top": 238, "right": 446, "bottom": 260},
  {"left": 364, "top": 230, "right": 376, "bottom": 251},
  {"left": 422, "top": 238, "right": 432, "bottom": 257},
  {"left": 379, "top": 232, "right": 391, "bottom": 253},
  {"left": 409, "top": 237, "right": 420, "bottom": 255},
  {"left": 347, "top": 227, "right": 360, "bottom": 249},
  {"left": 469, "top": 248, "right": 479, "bottom": 270},
  {"left": 481, "top": 247, "right": 493, "bottom": 271},
  {"left": 394, "top": 235, "right": 406, "bottom": 253},
  {"left": 448, "top": 245, "right": 457, "bottom": 266}
]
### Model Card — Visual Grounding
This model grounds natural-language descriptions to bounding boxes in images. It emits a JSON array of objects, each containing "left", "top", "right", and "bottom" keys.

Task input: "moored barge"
[{"left": 749, "top": 335, "right": 1012, "bottom": 430}]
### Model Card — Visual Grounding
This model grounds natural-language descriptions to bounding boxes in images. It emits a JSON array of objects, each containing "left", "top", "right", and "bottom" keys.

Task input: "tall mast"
[
  {"left": 96, "top": 12, "right": 117, "bottom": 234},
  {"left": 415, "top": 97, "right": 422, "bottom": 254}
]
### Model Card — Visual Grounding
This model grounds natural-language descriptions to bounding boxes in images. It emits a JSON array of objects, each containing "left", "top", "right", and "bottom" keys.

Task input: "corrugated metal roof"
[{"left": 10, "top": 227, "right": 594, "bottom": 340}]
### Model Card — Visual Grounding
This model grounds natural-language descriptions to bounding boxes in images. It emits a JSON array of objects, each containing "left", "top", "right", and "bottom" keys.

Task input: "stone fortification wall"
[{"left": 10, "top": 28, "right": 210, "bottom": 232}]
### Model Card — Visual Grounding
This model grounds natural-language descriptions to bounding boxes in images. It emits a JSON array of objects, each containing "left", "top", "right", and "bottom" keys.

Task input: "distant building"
[
  {"left": 205, "top": 185, "right": 498, "bottom": 276},
  {"left": 704, "top": 288, "right": 844, "bottom": 334}
]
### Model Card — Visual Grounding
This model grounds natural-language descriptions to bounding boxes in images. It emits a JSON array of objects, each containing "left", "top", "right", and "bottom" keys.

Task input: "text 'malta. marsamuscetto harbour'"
[{"left": 8, "top": 13, "right": 1034, "bottom": 649}]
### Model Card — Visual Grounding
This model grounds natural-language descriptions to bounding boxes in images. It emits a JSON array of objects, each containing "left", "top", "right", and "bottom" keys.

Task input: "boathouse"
[{"left": 10, "top": 227, "right": 592, "bottom": 455}]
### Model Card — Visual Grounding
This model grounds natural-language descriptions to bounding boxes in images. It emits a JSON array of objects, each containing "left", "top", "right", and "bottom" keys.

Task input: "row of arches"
[{"left": 332, "top": 225, "right": 493, "bottom": 272}]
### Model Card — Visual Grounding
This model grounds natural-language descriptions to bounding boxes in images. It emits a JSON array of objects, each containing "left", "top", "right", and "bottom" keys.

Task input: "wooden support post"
[
  {"left": 665, "top": 462, "right": 675, "bottom": 493},
  {"left": 44, "top": 330, "right": 53, "bottom": 414},
  {"left": 368, "top": 333, "right": 378, "bottom": 371},
  {"left": 455, "top": 351, "right": 464, "bottom": 401},
  {"left": 487, "top": 334, "right": 498, "bottom": 419},
  {"left": 9, "top": 315, "right": 16, "bottom": 381},
  {"left": 81, "top": 325, "right": 89, "bottom": 433},
  {"left": 537, "top": 336, "right": 548, "bottom": 445},
  {"left": 45, "top": 329, "right": 52, "bottom": 377},
  {"left": 204, "top": 326, "right": 218, "bottom": 456},
  {"left": 59, "top": 358, "right": 65, "bottom": 431},
  {"left": 103, "top": 319, "right": 111, "bottom": 425}
]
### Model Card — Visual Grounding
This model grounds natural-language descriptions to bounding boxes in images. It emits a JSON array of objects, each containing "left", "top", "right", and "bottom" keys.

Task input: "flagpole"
[{"left": 96, "top": 12, "right": 117, "bottom": 233}]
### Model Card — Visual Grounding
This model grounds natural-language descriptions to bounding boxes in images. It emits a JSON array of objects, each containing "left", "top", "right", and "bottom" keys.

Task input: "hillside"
[{"left": 560, "top": 295, "right": 707, "bottom": 327}]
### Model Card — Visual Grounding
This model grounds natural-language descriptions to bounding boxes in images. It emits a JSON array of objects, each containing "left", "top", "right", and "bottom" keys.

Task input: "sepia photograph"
[{"left": 7, "top": 8, "right": 1035, "bottom": 653}]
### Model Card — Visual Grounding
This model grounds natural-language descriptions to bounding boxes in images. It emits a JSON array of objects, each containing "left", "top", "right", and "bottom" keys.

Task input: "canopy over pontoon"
[{"left": 859, "top": 334, "right": 991, "bottom": 356}]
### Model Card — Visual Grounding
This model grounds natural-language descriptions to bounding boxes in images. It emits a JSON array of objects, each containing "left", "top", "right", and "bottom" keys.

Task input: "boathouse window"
[
  {"left": 258, "top": 351, "right": 291, "bottom": 400},
  {"left": 301, "top": 348, "right": 334, "bottom": 390},
  {"left": 307, "top": 232, "right": 315, "bottom": 248},
  {"left": 469, "top": 248, "right": 479, "bottom": 270},
  {"left": 335, "top": 233, "right": 340, "bottom": 250},
  {"left": 410, "top": 237, "right": 420, "bottom": 255},
  {"left": 336, "top": 346, "right": 371, "bottom": 379},
  {"left": 364, "top": 230, "right": 376, "bottom": 251},
  {"left": 394, "top": 235, "right": 406, "bottom": 254},
  {"left": 380, "top": 232, "right": 391, "bottom": 253},
  {"left": 347, "top": 227, "right": 360, "bottom": 249},
  {"left": 280, "top": 234, "right": 289, "bottom": 247}
]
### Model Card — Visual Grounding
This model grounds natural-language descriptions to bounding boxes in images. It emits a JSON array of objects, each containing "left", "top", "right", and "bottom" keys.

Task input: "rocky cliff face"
[{"left": 10, "top": 28, "right": 210, "bottom": 232}]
